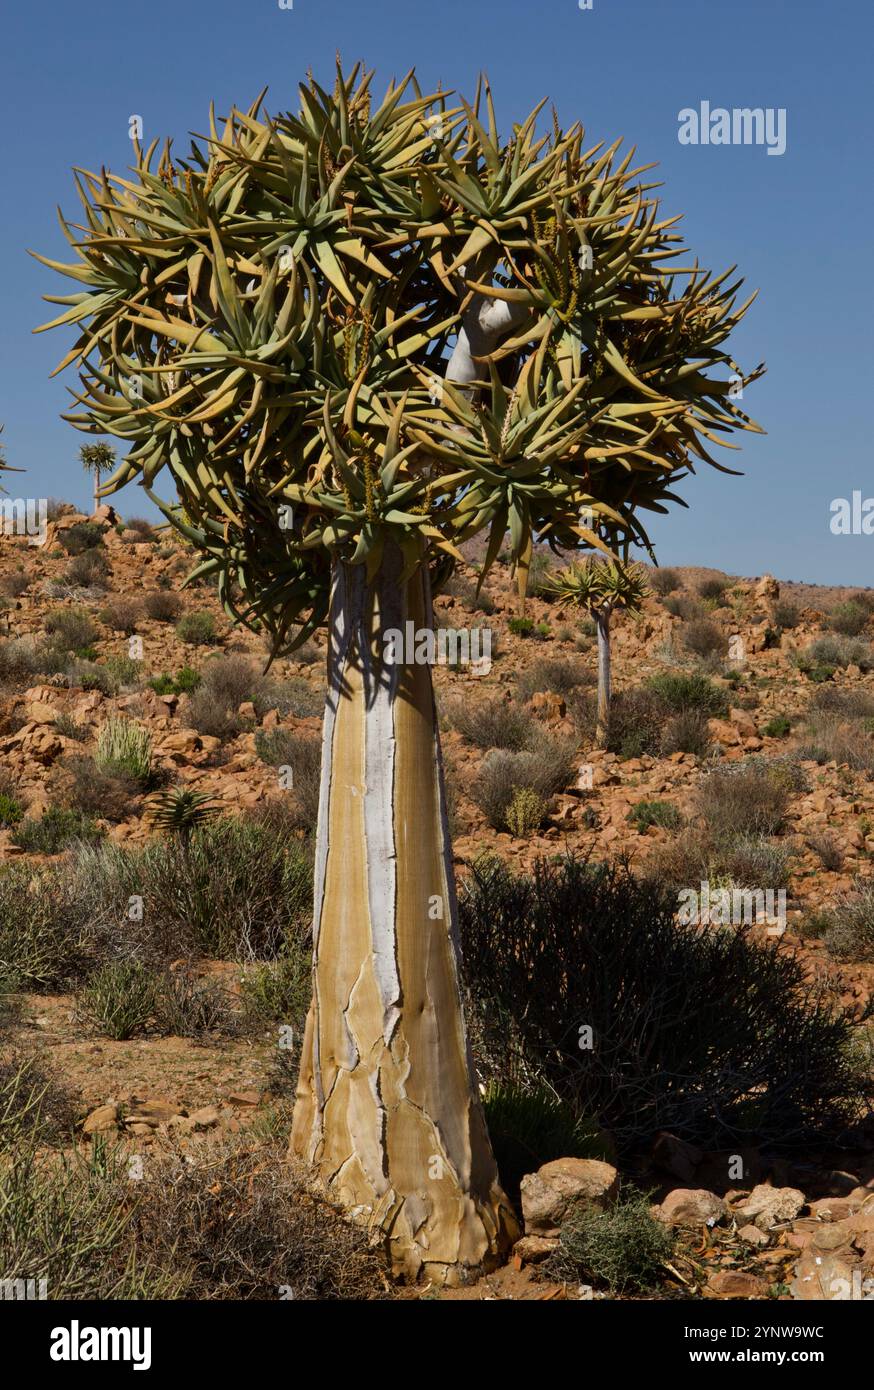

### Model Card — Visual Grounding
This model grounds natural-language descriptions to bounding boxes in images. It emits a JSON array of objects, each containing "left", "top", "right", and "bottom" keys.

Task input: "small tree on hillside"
[
  {"left": 548, "top": 556, "right": 648, "bottom": 744},
  {"left": 35, "top": 61, "right": 763, "bottom": 1282},
  {"left": 78, "top": 441, "right": 116, "bottom": 512}
]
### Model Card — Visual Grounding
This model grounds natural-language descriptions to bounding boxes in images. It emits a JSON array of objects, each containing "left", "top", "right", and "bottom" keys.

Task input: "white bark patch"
[{"left": 359, "top": 553, "right": 404, "bottom": 1043}]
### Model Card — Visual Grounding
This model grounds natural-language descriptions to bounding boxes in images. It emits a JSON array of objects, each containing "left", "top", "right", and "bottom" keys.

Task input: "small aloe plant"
[{"left": 146, "top": 786, "right": 220, "bottom": 844}]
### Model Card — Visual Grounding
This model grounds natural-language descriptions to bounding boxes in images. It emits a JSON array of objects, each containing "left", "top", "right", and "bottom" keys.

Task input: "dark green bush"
[
  {"left": 646, "top": 672, "right": 729, "bottom": 716},
  {"left": 460, "top": 855, "right": 867, "bottom": 1155},
  {"left": 10, "top": 805, "right": 105, "bottom": 854},
  {"left": 60, "top": 522, "right": 102, "bottom": 555}
]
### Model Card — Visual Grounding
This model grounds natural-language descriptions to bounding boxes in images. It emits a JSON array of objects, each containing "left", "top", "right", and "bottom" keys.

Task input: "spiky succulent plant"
[{"left": 34, "top": 60, "right": 762, "bottom": 653}]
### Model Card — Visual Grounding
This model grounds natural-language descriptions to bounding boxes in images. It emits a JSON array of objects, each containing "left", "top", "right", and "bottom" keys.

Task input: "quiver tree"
[
  {"left": 548, "top": 556, "right": 648, "bottom": 744},
  {"left": 34, "top": 60, "right": 763, "bottom": 1282},
  {"left": 78, "top": 441, "right": 116, "bottom": 512}
]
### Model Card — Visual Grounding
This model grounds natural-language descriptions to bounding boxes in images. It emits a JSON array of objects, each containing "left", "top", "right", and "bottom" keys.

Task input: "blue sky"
[{"left": 2, "top": 0, "right": 871, "bottom": 585}]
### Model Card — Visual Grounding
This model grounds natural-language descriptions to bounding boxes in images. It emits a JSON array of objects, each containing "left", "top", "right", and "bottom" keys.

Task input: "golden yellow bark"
[{"left": 291, "top": 548, "right": 517, "bottom": 1284}]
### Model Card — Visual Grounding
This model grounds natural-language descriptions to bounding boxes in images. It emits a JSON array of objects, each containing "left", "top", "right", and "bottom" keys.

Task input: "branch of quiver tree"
[{"left": 290, "top": 541, "right": 518, "bottom": 1284}]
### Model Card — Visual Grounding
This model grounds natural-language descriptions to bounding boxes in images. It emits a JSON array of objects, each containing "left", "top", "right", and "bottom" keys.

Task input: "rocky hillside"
[{"left": 0, "top": 503, "right": 871, "bottom": 1301}]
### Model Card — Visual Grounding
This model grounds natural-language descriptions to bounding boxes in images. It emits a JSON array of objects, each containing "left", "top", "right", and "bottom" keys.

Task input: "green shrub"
[
  {"left": 696, "top": 761, "right": 791, "bottom": 838},
  {"left": 0, "top": 1053, "right": 78, "bottom": 1152},
  {"left": 568, "top": 685, "right": 659, "bottom": 759},
  {"left": 505, "top": 786, "right": 547, "bottom": 837},
  {"left": 800, "top": 635, "right": 872, "bottom": 671},
  {"left": 547, "top": 1188, "right": 673, "bottom": 1294},
  {"left": 660, "top": 708, "right": 712, "bottom": 757},
  {"left": 0, "top": 636, "right": 65, "bottom": 682},
  {"left": 186, "top": 655, "right": 264, "bottom": 737},
  {"left": 0, "top": 864, "right": 93, "bottom": 988},
  {"left": 240, "top": 946, "right": 311, "bottom": 1030},
  {"left": 77, "top": 959, "right": 158, "bottom": 1039},
  {"left": 0, "top": 1143, "right": 181, "bottom": 1299},
  {"left": 10, "top": 806, "right": 105, "bottom": 854},
  {"left": 516, "top": 661, "right": 594, "bottom": 702},
  {"left": 54, "top": 713, "right": 88, "bottom": 741},
  {"left": 269, "top": 676, "right": 325, "bottom": 719},
  {"left": 508, "top": 616, "right": 535, "bottom": 637},
  {"left": 473, "top": 738, "right": 574, "bottom": 831},
  {"left": 829, "top": 602, "right": 869, "bottom": 637},
  {"left": 649, "top": 831, "right": 793, "bottom": 894},
  {"left": 773, "top": 600, "right": 800, "bottom": 629},
  {"left": 764, "top": 714, "right": 792, "bottom": 737},
  {"left": 681, "top": 617, "right": 728, "bottom": 660},
  {"left": 0, "top": 572, "right": 31, "bottom": 599},
  {"left": 627, "top": 800, "right": 681, "bottom": 833},
  {"left": 98, "top": 599, "right": 141, "bottom": 633},
  {"left": 65, "top": 548, "right": 110, "bottom": 589},
  {"left": 66, "top": 659, "right": 114, "bottom": 694},
  {"left": 646, "top": 672, "right": 729, "bottom": 716},
  {"left": 176, "top": 611, "right": 218, "bottom": 645},
  {"left": 254, "top": 730, "right": 321, "bottom": 831},
  {"left": 154, "top": 968, "right": 232, "bottom": 1038},
  {"left": 461, "top": 855, "right": 867, "bottom": 1156},
  {"left": 44, "top": 606, "right": 98, "bottom": 652},
  {"left": 0, "top": 792, "right": 23, "bottom": 827},
  {"left": 149, "top": 665, "right": 201, "bottom": 696},
  {"left": 51, "top": 754, "right": 138, "bottom": 822},
  {"left": 60, "top": 522, "right": 102, "bottom": 555},
  {"left": 814, "top": 881, "right": 874, "bottom": 962},
  {"left": 99, "top": 818, "right": 312, "bottom": 960},
  {"left": 807, "top": 833, "right": 844, "bottom": 873},
  {"left": 143, "top": 590, "right": 183, "bottom": 622},
  {"left": 663, "top": 594, "right": 704, "bottom": 621},
  {"left": 650, "top": 567, "right": 681, "bottom": 596},
  {"left": 449, "top": 697, "right": 535, "bottom": 751},
  {"left": 96, "top": 717, "right": 152, "bottom": 784},
  {"left": 483, "top": 1081, "right": 610, "bottom": 1204}
]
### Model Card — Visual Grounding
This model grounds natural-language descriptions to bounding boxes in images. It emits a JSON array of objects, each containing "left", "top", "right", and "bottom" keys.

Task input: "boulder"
[
  {"left": 735, "top": 1184, "right": 805, "bottom": 1230},
  {"left": 520, "top": 1158, "right": 618, "bottom": 1236},
  {"left": 791, "top": 1251, "right": 857, "bottom": 1301},
  {"left": 83, "top": 1103, "right": 119, "bottom": 1135},
  {"left": 706, "top": 1270, "right": 769, "bottom": 1299},
  {"left": 513, "top": 1235, "right": 558, "bottom": 1265},
  {"left": 658, "top": 1188, "right": 727, "bottom": 1228}
]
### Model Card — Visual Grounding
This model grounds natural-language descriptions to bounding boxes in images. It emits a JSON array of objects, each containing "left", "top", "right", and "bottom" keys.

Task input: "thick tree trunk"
[
  {"left": 595, "top": 606, "right": 612, "bottom": 746},
  {"left": 290, "top": 542, "right": 517, "bottom": 1284}
]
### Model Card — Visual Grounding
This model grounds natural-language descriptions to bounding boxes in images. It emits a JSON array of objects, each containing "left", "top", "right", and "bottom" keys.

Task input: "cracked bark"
[{"left": 291, "top": 542, "right": 518, "bottom": 1283}]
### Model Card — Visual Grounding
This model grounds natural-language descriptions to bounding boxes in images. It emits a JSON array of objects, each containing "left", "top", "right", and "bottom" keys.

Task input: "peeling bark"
[{"left": 291, "top": 543, "right": 518, "bottom": 1283}]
